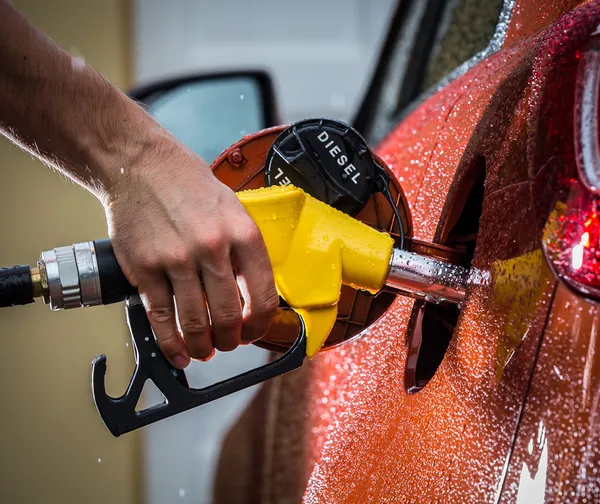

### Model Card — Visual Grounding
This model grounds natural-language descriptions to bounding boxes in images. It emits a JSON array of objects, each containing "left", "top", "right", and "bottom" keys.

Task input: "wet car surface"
[{"left": 212, "top": 1, "right": 600, "bottom": 502}]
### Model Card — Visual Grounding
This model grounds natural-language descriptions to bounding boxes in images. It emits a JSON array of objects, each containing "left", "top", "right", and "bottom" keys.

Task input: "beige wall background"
[{"left": 0, "top": 1, "right": 141, "bottom": 503}]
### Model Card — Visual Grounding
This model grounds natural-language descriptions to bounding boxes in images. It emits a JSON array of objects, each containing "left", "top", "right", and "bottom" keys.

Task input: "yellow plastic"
[{"left": 237, "top": 185, "right": 394, "bottom": 357}]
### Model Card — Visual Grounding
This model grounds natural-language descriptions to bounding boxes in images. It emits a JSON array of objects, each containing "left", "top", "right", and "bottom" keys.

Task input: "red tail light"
[
  {"left": 543, "top": 182, "right": 600, "bottom": 298},
  {"left": 541, "top": 38, "right": 600, "bottom": 299}
]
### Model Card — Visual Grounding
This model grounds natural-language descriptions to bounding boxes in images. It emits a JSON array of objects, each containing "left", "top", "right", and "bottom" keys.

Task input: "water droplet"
[
  {"left": 151, "top": 352, "right": 156, "bottom": 358},
  {"left": 145, "top": 337, "right": 150, "bottom": 342},
  {"left": 97, "top": 458, "right": 102, "bottom": 463},
  {"left": 120, "top": 167, "right": 124, "bottom": 174},
  {"left": 240, "top": 94, "right": 244, "bottom": 100},
  {"left": 126, "top": 342, "right": 129, "bottom": 347},
  {"left": 179, "top": 488, "right": 186, "bottom": 498}
]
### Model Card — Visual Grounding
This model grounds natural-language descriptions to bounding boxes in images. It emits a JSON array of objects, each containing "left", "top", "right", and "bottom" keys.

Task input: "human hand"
[
  {"left": 0, "top": 0, "right": 278, "bottom": 368},
  {"left": 103, "top": 133, "right": 279, "bottom": 369}
]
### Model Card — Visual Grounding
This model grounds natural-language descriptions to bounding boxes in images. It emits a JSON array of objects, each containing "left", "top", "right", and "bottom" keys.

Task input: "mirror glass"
[{"left": 147, "top": 76, "right": 265, "bottom": 163}]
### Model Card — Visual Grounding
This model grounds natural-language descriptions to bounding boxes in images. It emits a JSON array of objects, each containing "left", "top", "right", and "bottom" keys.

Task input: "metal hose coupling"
[
  {"left": 385, "top": 248, "right": 468, "bottom": 305},
  {"left": 39, "top": 242, "right": 103, "bottom": 310}
]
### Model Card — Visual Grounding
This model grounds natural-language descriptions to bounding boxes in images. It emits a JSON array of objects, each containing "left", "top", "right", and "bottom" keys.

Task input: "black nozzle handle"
[
  {"left": 0, "top": 265, "right": 34, "bottom": 308},
  {"left": 93, "top": 239, "right": 138, "bottom": 305}
]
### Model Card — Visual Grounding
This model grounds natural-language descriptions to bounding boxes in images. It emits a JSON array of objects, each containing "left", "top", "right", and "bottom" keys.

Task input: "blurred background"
[{"left": 0, "top": 1, "right": 398, "bottom": 503}]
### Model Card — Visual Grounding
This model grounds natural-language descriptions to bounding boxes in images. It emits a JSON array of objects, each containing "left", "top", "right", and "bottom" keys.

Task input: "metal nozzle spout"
[{"left": 385, "top": 248, "right": 468, "bottom": 305}]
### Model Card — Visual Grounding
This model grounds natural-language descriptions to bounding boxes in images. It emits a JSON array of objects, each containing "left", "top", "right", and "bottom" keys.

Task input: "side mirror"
[{"left": 128, "top": 71, "right": 279, "bottom": 163}]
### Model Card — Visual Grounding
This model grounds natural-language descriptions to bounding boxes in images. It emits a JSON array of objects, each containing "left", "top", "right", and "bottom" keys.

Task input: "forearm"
[{"left": 0, "top": 0, "right": 165, "bottom": 203}]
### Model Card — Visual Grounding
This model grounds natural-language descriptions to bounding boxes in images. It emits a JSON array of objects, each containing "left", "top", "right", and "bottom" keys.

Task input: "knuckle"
[
  {"left": 206, "top": 239, "right": 228, "bottom": 260},
  {"left": 180, "top": 317, "right": 209, "bottom": 336},
  {"left": 215, "top": 309, "right": 242, "bottom": 330},
  {"left": 156, "top": 331, "right": 180, "bottom": 356},
  {"left": 259, "top": 290, "right": 280, "bottom": 317},
  {"left": 164, "top": 247, "right": 191, "bottom": 270},
  {"left": 138, "top": 254, "right": 161, "bottom": 272},
  {"left": 248, "top": 285, "right": 279, "bottom": 320},
  {"left": 238, "top": 223, "right": 262, "bottom": 246},
  {"left": 148, "top": 306, "right": 174, "bottom": 325},
  {"left": 196, "top": 229, "right": 228, "bottom": 259},
  {"left": 243, "top": 289, "right": 279, "bottom": 342}
]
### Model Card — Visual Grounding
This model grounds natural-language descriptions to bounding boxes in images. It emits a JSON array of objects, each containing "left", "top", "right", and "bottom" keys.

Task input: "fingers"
[
  {"left": 105, "top": 154, "right": 279, "bottom": 368},
  {"left": 233, "top": 224, "right": 279, "bottom": 344},
  {"left": 128, "top": 197, "right": 275, "bottom": 364},
  {"left": 201, "top": 258, "right": 243, "bottom": 352},
  {"left": 138, "top": 275, "right": 190, "bottom": 369},
  {"left": 169, "top": 269, "right": 213, "bottom": 361}
]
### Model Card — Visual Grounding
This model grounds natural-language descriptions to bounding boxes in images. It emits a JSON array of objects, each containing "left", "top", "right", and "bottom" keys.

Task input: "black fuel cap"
[{"left": 264, "top": 118, "right": 376, "bottom": 216}]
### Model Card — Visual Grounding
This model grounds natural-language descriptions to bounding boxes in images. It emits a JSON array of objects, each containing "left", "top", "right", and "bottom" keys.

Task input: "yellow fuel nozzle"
[{"left": 237, "top": 185, "right": 394, "bottom": 357}]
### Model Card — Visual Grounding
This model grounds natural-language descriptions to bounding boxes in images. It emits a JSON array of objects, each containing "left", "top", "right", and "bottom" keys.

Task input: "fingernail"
[{"left": 173, "top": 355, "right": 189, "bottom": 369}]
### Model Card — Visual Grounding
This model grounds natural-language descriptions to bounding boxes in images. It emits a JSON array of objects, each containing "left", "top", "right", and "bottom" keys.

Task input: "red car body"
[{"left": 213, "top": 1, "right": 600, "bottom": 502}]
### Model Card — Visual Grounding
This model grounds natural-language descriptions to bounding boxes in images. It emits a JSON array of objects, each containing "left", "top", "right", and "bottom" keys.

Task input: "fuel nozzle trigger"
[{"left": 92, "top": 295, "right": 306, "bottom": 437}]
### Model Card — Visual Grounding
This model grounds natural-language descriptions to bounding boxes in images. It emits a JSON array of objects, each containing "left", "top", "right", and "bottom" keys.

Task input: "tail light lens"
[
  {"left": 543, "top": 182, "right": 600, "bottom": 298},
  {"left": 541, "top": 38, "right": 600, "bottom": 299}
]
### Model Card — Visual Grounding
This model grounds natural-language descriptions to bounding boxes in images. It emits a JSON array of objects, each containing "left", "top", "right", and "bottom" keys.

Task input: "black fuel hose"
[
  {"left": 0, "top": 265, "right": 34, "bottom": 308},
  {"left": 0, "top": 240, "right": 136, "bottom": 311}
]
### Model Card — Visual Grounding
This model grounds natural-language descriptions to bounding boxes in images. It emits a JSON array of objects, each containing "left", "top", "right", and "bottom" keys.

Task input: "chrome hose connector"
[{"left": 39, "top": 241, "right": 102, "bottom": 310}]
